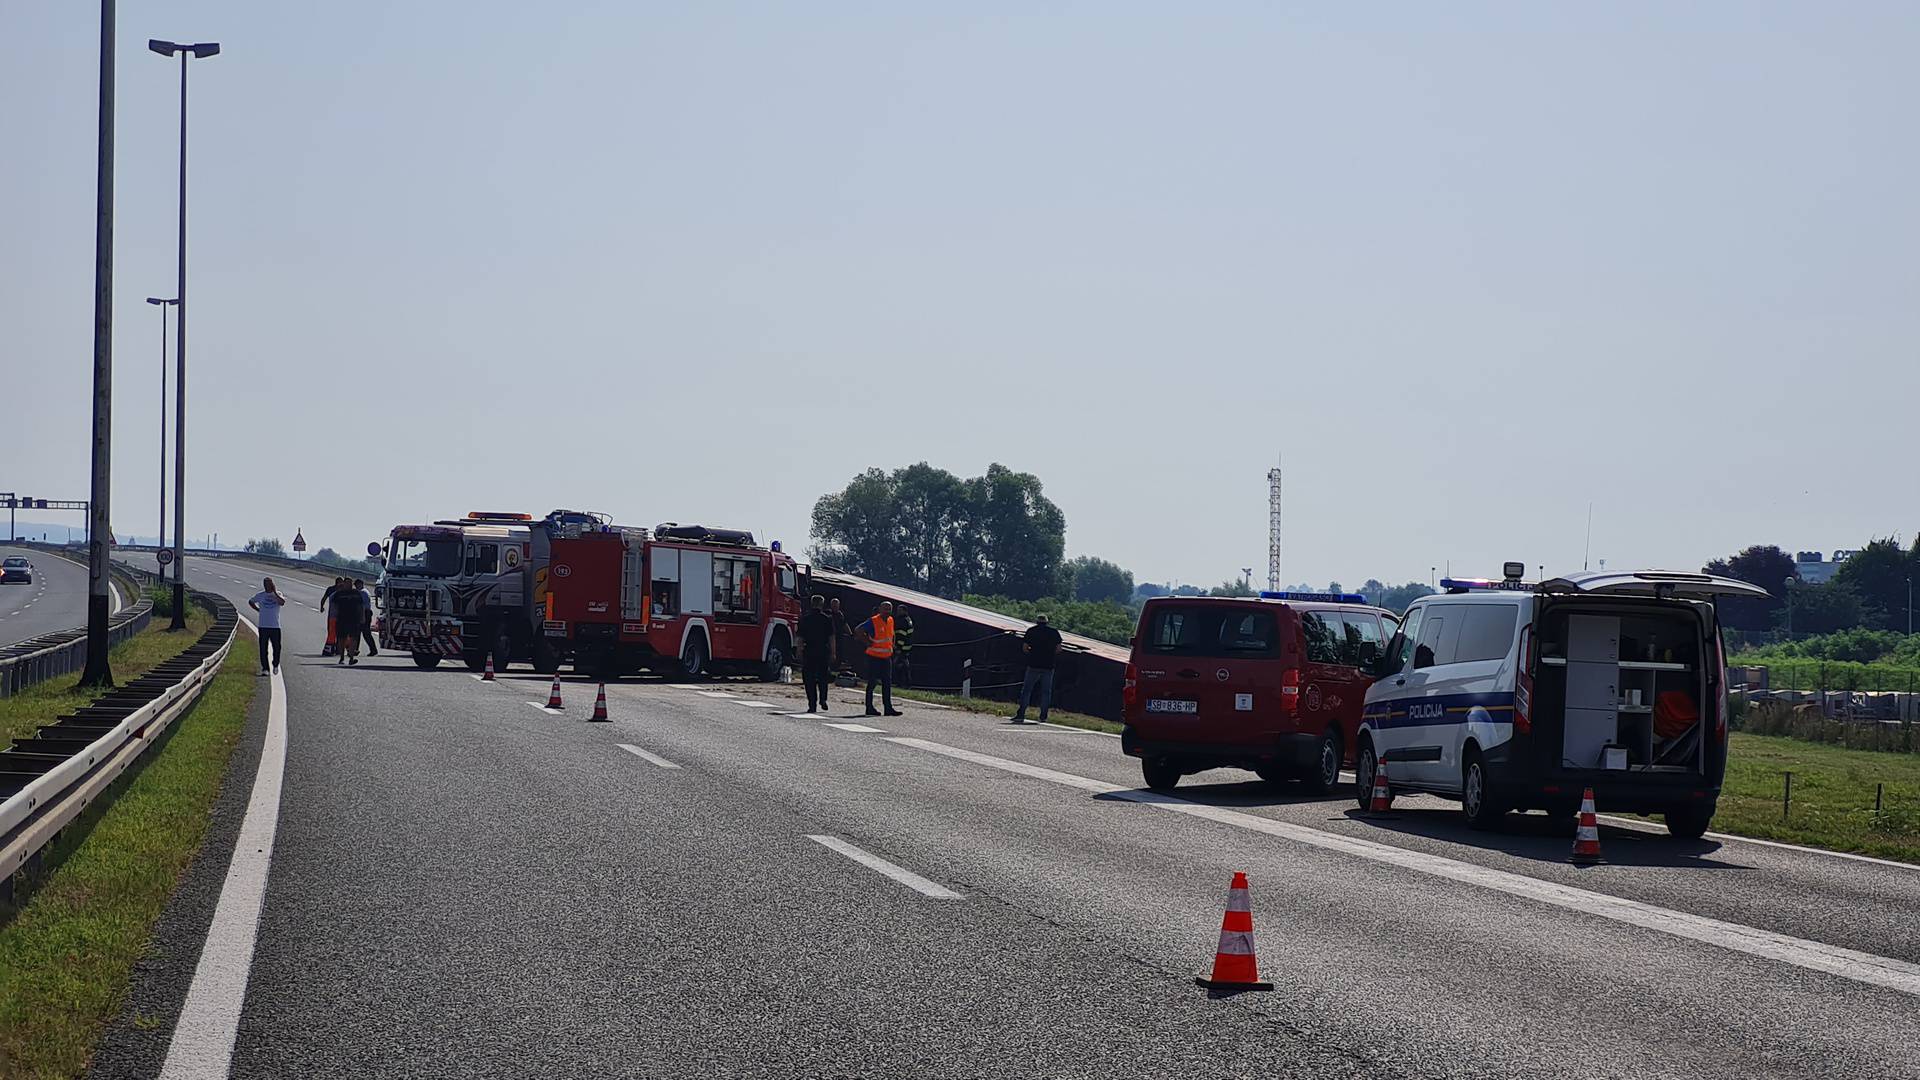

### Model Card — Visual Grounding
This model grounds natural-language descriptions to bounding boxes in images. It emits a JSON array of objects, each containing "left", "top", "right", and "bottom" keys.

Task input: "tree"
[
  {"left": 1066, "top": 556, "right": 1134, "bottom": 604},
  {"left": 811, "top": 462, "right": 1067, "bottom": 601},
  {"left": 1372, "top": 581, "right": 1435, "bottom": 614},
  {"left": 244, "top": 537, "right": 286, "bottom": 557},
  {"left": 1209, "top": 579, "right": 1255, "bottom": 597},
  {"left": 1704, "top": 544, "right": 1796, "bottom": 632},
  {"left": 1780, "top": 581, "right": 1867, "bottom": 635},
  {"left": 1831, "top": 537, "right": 1909, "bottom": 630},
  {"left": 1133, "top": 582, "right": 1171, "bottom": 601}
]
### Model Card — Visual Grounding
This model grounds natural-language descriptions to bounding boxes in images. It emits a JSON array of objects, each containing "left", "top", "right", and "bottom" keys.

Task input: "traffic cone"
[
  {"left": 1195, "top": 872, "right": 1274, "bottom": 994},
  {"left": 482, "top": 654, "right": 496, "bottom": 681},
  {"left": 546, "top": 675, "right": 565, "bottom": 710},
  {"left": 589, "top": 683, "right": 609, "bottom": 722},
  {"left": 1570, "top": 787, "right": 1604, "bottom": 865},
  {"left": 1366, "top": 757, "right": 1394, "bottom": 815}
]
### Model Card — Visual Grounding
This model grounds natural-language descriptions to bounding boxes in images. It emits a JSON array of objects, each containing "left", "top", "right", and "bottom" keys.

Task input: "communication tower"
[{"left": 1266, "top": 463, "right": 1283, "bottom": 592}]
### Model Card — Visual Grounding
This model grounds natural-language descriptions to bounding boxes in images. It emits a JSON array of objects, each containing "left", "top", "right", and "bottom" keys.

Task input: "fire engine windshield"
[{"left": 388, "top": 538, "right": 462, "bottom": 577}]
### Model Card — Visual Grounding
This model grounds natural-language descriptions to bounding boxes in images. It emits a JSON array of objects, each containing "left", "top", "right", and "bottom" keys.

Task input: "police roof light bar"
[{"left": 1259, "top": 590, "right": 1370, "bottom": 605}]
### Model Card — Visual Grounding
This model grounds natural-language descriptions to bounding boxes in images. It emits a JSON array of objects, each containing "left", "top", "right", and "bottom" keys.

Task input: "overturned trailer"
[{"left": 807, "top": 568, "right": 1127, "bottom": 721}]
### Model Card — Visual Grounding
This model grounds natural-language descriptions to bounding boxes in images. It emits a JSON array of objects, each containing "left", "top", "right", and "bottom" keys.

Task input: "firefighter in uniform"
[
  {"left": 858, "top": 601, "right": 904, "bottom": 717},
  {"left": 893, "top": 605, "right": 915, "bottom": 688}
]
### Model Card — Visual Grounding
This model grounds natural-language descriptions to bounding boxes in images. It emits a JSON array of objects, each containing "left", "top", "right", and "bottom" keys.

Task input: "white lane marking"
[
  {"left": 1596, "top": 814, "right": 1920, "bottom": 874},
  {"left": 733, "top": 700, "right": 778, "bottom": 709},
  {"left": 882, "top": 736, "right": 1920, "bottom": 998},
  {"left": 526, "top": 702, "right": 563, "bottom": 715},
  {"left": 617, "top": 743, "right": 682, "bottom": 769},
  {"left": 824, "top": 722, "right": 886, "bottom": 733},
  {"left": 1036, "top": 722, "right": 1122, "bottom": 737},
  {"left": 695, "top": 691, "right": 738, "bottom": 699},
  {"left": 806, "top": 835, "right": 964, "bottom": 900},
  {"left": 161, "top": 615, "right": 287, "bottom": 1078},
  {"left": 910, "top": 699, "right": 955, "bottom": 710}
]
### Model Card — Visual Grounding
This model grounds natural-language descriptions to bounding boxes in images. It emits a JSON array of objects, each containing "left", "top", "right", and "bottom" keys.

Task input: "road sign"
[
  {"left": 367, "top": 541, "right": 382, "bottom": 558},
  {"left": 157, "top": 548, "right": 174, "bottom": 566},
  {"left": 292, "top": 529, "right": 307, "bottom": 553}
]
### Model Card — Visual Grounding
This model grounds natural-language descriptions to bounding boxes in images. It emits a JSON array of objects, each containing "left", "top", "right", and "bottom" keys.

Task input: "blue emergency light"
[
  {"left": 1260, "top": 591, "right": 1369, "bottom": 604},
  {"left": 770, "top": 540, "right": 782, "bottom": 553}
]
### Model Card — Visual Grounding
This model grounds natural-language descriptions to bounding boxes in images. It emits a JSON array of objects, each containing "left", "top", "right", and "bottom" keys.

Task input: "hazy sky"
[{"left": 6, "top": 3, "right": 1917, "bottom": 590}]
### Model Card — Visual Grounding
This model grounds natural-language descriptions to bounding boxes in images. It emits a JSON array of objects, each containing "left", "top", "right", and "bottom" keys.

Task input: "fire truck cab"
[{"left": 545, "top": 523, "right": 803, "bottom": 680}]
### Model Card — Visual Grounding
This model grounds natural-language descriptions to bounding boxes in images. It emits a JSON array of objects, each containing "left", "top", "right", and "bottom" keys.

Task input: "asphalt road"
[
  {"left": 0, "top": 544, "right": 98, "bottom": 645},
  {"left": 88, "top": 555, "right": 1920, "bottom": 1079}
]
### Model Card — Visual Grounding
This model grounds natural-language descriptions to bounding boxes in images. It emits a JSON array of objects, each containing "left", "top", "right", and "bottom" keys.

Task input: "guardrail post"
[
  {"left": 1783, "top": 771, "right": 1792, "bottom": 821},
  {"left": 962, "top": 657, "right": 973, "bottom": 699}
]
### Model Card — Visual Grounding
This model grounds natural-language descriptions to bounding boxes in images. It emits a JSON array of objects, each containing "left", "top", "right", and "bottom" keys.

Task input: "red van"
[{"left": 1121, "top": 593, "right": 1398, "bottom": 793}]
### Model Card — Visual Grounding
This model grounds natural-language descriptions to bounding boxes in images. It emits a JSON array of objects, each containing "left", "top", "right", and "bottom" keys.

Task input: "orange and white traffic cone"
[
  {"left": 482, "top": 654, "right": 496, "bottom": 681},
  {"left": 1366, "top": 757, "right": 1394, "bottom": 815},
  {"left": 1570, "top": 787, "right": 1604, "bottom": 865},
  {"left": 546, "top": 675, "right": 565, "bottom": 710},
  {"left": 589, "top": 683, "right": 609, "bottom": 722},
  {"left": 1195, "top": 872, "right": 1274, "bottom": 994}
]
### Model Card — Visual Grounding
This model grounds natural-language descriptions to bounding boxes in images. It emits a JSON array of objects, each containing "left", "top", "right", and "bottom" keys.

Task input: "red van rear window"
[{"left": 1142, "top": 606, "right": 1280, "bottom": 658}]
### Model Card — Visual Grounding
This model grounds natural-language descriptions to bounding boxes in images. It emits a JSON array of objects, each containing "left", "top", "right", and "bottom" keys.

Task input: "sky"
[{"left": 4, "top": 2, "right": 1917, "bottom": 591}]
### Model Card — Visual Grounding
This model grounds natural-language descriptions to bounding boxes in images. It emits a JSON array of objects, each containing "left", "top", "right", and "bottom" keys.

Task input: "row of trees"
[{"left": 1705, "top": 538, "right": 1920, "bottom": 635}]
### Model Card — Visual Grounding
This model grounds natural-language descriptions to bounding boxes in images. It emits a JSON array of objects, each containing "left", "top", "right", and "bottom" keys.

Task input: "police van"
[{"left": 1355, "top": 565, "right": 1766, "bottom": 837}]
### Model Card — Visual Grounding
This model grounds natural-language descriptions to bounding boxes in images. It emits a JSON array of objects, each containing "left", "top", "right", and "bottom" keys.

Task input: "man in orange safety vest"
[{"left": 857, "top": 601, "right": 903, "bottom": 717}]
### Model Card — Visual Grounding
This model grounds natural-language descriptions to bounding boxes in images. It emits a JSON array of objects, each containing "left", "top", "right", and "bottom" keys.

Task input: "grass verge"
[
  {"left": 0, "top": 606, "right": 214, "bottom": 748},
  {"left": 1708, "top": 733, "right": 1920, "bottom": 863},
  {"left": 0, "top": 621, "right": 256, "bottom": 1079},
  {"left": 892, "top": 688, "right": 1122, "bottom": 734}
]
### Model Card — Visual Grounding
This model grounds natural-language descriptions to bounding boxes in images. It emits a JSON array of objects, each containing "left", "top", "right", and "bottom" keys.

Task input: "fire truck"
[
  {"left": 543, "top": 522, "right": 803, "bottom": 680},
  {"left": 377, "top": 510, "right": 605, "bottom": 672}
]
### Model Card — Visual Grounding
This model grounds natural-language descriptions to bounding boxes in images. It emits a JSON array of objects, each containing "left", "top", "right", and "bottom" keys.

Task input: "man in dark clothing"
[
  {"left": 796, "top": 594, "right": 836, "bottom": 713},
  {"left": 827, "top": 597, "right": 853, "bottom": 677},
  {"left": 1009, "top": 614, "right": 1063, "bottom": 724},
  {"left": 893, "top": 605, "right": 915, "bottom": 688},
  {"left": 329, "top": 584, "right": 367, "bottom": 666},
  {"left": 320, "top": 577, "right": 346, "bottom": 656}
]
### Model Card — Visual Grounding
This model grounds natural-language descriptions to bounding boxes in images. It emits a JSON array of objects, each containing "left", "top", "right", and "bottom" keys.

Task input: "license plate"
[{"left": 1146, "top": 699, "right": 1198, "bottom": 714}]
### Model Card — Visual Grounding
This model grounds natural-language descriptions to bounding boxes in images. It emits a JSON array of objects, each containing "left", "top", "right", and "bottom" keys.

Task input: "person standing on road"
[
  {"left": 797, "top": 594, "right": 837, "bottom": 714},
  {"left": 320, "top": 576, "right": 345, "bottom": 656},
  {"left": 329, "top": 580, "right": 366, "bottom": 666},
  {"left": 893, "top": 604, "right": 915, "bottom": 689},
  {"left": 828, "top": 597, "right": 853, "bottom": 677},
  {"left": 249, "top": 577, "right": 286, "bottom": 675},
  {"left": 1009, "top": 614, "right": 1063, "bottom": 724},
  {"left": 354, "top": 578, "right": 379, "bottom": 656},
  {"left": 857, "top": 601, "right": 903, "bottom": 717}
]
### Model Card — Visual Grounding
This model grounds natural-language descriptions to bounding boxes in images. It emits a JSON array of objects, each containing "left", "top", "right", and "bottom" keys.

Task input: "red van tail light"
[
  {"left": 1280, "top": 667, "right": 1301, "bottom": 717},
  {"left": 1123, "top": 662, "right": 1139, "bottom": 711},
  {"left": 1714, "top": 634, "right": 1729, "bottom": 742},
  {"left": 1514, "top": 624, "right": 1534, "bottom": 735}
]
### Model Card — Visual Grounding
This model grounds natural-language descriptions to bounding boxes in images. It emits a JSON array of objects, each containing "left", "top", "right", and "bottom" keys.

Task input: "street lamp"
[
  {"left": 145, "top": 297, "right": 177, "bottom": 553},
  {"left": 149, "top": 38, "right": 218, "bottom": 629},
  {"left": 79, "top": 0, "right": 118, "bottom": 687}
]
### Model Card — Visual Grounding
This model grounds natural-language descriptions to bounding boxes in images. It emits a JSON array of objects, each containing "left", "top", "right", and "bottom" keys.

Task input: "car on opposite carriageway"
[
  {"left": 1, "top": 556, "right": 33, "bottom": 584},
  {"left": 1121, "top": 591, "right": 1399, "bottom": 794}
]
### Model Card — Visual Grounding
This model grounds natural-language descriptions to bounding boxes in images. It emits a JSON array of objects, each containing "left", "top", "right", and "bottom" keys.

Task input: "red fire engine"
[{"left": 543, "top": 523, "right": 803, "bottom": 680}]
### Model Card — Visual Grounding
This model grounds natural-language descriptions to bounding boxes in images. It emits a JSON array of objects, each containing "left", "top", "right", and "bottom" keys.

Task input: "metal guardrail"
[
  {"left": 0, "top": 586, "right": 236, "bottom": 894},
  {"left": 0, "top": 555, "right": 154, "bottom": 698}
]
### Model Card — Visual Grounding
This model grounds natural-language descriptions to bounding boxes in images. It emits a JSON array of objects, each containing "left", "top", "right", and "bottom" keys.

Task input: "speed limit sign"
[{"left": 157, "top": 548, "right": 174, "bottom": 567}]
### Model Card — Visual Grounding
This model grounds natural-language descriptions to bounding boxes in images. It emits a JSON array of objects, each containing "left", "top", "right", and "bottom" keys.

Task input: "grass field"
[
  {"left": 0, "top": 619, "right": 255, "bottom": 1080},
  {"left": 894, "top": 687, "right": 1122, "bottom": 734},
  {"left": 1710, "top": 732, "right": 1920, "bottom": 863},
  {"left": 0, "top": 606, "right": 213, "bottom": 747}
]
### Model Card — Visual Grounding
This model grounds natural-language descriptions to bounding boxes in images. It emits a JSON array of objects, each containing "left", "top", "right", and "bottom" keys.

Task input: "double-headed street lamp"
[
  {"left": 148, "top": 38, "right": 218, "bottom": 629},
  {"left": 145, "top": 297, "right": 177, "bottom": 553}
]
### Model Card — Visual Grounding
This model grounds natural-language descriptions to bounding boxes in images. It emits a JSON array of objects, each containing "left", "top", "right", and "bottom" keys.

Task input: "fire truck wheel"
[
  {"left": 679, "top": 636, "right": 709, "bottom": 680},
  {"left": 411, "top": 652, "right": 442, "bottom": 670},
  {"left": 760, "top": 635, "right": 789, "bottom": 683},
  {"left": 531, "top": 638, "right": 560, "bottom": 675},
  {"left": 462, "top": 650, "right": 488, "bottom": 673}
]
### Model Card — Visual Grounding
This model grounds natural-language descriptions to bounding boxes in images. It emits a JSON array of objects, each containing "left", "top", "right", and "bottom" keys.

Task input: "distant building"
[{"left": 1792, "top": 549, "right": 1855, "bottom": 585}]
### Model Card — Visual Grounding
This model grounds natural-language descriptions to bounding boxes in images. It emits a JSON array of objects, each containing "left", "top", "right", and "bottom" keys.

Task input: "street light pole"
[
  {"left": 79, "top": 0, "right": 118, "bottom": 688},
  {"left": 146, "top": 297, "right": 177, "bottom": 553},
  {"left": 150, "top": 38, "right": 218, "bottom": 629}
]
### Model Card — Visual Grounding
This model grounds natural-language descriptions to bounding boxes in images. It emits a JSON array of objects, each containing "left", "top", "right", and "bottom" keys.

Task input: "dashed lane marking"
[
  {"left": 733, "top": 700, "right": 778, "bottom": 709},
  {"left": 526, "top": 702, "right": 564, "bottom": 715},
  {"left": 882, "top": 736, "right": 1920, "bottom": 999},
  {"left": 824, "top": 722, "right": 887, "bottom": 733},
  {"left": 617, "top": 744, "right": 681, "bottom": 769},
  {"left": 806, "top": 835, "right": 963, "bottom": 899}
]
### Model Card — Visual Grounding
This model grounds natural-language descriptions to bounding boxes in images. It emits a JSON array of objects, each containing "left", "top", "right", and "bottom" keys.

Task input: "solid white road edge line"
[
  {"left": 617, "top": 743, "right": 681, "bottom": 769},
  {"left": 160, "top": 615, "right": 287, "bottom": 1079},
  {"left": 733, "top": 700, "right": 778, "bottom": 708},
  {"left": 883, "top": 736, "right": 1920, "bottom": 998},
  {"left": 824, "top": 722, "right": 887, "bottom": 733},
  {"left": 806, "top": 835, "right": 964, "bottom": 899}
]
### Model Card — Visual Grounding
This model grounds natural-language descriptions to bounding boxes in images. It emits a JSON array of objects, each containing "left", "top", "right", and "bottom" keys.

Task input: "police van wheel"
[
  {"left": 1141, "top": 759, "right": 1181, "bottom": 792},
  {"left": 1301, "top": 730, "right": 1342, "bottom": 795},
  {"left": 1354, "top": 741, "right": 1379, "bottom": 813},
  {"left": 1461, "top": 754, "right": 1507, "bottom": 831},
  {"left": 1664, "top": 802, "right": 1715, "bottom": 840},
  {"left": 411, "top": 652, "right": 441, "bottom": 670}
]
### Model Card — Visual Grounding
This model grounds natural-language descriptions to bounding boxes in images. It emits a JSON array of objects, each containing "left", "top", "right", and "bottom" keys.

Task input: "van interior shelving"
[{"left": 1536, "top": 606, "right": 1706, "bottom": 775}]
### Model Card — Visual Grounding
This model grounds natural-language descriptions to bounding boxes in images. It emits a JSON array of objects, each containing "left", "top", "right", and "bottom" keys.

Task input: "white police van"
[{"left": 1355, "top": 564, "right": 1766, "bottom": 837}]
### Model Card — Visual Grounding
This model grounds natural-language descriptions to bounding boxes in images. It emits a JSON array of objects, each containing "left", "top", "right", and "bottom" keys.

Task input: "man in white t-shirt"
[{"left": 249, "top": 577, "right": 287, "bottom": 675}]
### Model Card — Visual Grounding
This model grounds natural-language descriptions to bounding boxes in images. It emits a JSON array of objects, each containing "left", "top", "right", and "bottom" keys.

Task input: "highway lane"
[
  {"left": 92, "top": 558, "right": 1920, "bottom": 1079},
  {"left": 0, "top": 544, "right": 100, "bottom": 645}
]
